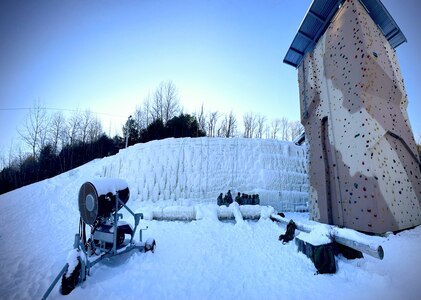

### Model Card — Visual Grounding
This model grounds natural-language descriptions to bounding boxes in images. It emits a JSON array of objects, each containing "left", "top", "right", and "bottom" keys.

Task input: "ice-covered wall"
[
  {"left": 298, "top": 0, "right": 421, "bottom": 233},
  {"left": 99, "top": 137, "right": 308, "bottom": 212}
]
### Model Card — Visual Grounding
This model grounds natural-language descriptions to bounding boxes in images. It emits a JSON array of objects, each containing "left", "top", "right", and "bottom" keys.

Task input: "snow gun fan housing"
[
  {"left": 41, "top": 178, "right": 156, "bottom": 299},
  {"left": 78, "top": 179, "right": 130, "bottom": 226}
]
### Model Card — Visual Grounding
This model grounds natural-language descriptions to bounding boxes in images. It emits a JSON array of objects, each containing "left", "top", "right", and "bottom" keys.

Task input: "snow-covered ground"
[{"left": 0, "top": 137, "right": 420, "bottom": 299}]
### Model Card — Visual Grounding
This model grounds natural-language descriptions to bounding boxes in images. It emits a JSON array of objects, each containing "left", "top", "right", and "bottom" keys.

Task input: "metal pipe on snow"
[{"left": 270, "top": 214, "right": 384, "bottom": 260}]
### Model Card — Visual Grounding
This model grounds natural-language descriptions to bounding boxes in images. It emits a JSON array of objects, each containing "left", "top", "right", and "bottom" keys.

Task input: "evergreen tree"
[
  {"left": 166, "top": 114, "right": 205, "bottom": 138},
  {"left": 39, "top": 144, "right": 59, "bottom": 180},
  {"left": 122, "top": 116, "right": 140, "bottom": 147},
  {"left": 142, "top": 119, "right": 165, "bottom": 143}
]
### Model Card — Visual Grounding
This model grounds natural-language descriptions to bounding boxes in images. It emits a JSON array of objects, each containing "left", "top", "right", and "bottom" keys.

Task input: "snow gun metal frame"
[{"left": 42, "top": 179, "right": 156, "bottom": 299}]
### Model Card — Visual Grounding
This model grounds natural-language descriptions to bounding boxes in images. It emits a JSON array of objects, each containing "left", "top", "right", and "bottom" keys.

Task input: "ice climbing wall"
[
  {"left": 298, "top": 0, "right": 421, "bottom": 233},
  {"left": 100, "top": 137, "right": 308, "bottom": 212}
]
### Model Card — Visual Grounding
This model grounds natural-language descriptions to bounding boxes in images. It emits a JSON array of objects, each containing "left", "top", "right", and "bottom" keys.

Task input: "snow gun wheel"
[
  {"left": 60, "top": 260, "right": 81, "bottom": 295},
  {"left": 145, "top": 239, "right": 156, "bottom": 253}
]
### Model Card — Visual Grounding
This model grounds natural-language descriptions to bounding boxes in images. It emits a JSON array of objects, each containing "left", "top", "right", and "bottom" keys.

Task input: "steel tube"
[
  {"left": 333, "top": 235, "right": 384, "bottom": 260},
  {"left": 41, "top": 263, "right": 69, "bottom": 300},
  {"left": 270, "top": 214, "right": 384, "bottom": 260}
]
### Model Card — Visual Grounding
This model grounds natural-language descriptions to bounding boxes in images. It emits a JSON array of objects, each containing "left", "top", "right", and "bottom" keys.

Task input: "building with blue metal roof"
[
  {"left": 283, "top": 0, "right": 406, "bottom": 68},
  {"left": 283, "top": 0, "right": 421, "bottom": 234}
]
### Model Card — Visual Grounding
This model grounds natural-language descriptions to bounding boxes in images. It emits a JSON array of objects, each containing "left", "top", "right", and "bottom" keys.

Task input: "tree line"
[
  {"left": 0, "top": 104, "right": 121, "bottom": 195},
  {"left": 0, "top": 81, "right": 305, "bottom": 195},
  {"left": 130, "top": 81, "right": 303, "bottom": 140}
]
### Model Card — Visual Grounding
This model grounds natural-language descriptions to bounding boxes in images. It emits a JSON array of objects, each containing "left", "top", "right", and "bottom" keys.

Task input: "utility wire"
[{"left": 0, "top": 107, "right": 126, "bottom": 118}]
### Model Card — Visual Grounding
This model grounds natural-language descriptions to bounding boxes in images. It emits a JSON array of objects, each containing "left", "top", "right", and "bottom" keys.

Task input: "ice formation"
[{"left": 99, "top": 137, "right": 308, "bottom": 212}]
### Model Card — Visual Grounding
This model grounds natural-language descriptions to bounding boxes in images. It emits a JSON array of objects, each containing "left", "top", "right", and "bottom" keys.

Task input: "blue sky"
[{"left": 0, "top": 0, "right": 420, "bottom": 157}]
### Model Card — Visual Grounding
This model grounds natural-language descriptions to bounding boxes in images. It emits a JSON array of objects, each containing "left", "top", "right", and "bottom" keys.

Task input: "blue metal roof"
[{"left": 283, "top": 0, "right": 407, "bottom": 68}]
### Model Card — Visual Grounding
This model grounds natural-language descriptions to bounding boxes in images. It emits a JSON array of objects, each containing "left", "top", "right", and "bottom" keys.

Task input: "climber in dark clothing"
[
  {"left": 225, "top": 190, "right": 233, "bottom": 205},
  {"left": 235, "top": 192, "right": 241, "bottom": 205},
  {"left": 255, "top": 194, "right": 260, "bottom": 205},
  {"left": 217, "top": 193, "right": 223, "bottom": 206}
]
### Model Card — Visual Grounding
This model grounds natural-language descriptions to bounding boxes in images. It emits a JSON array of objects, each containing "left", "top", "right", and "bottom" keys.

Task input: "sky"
[{"left": 0, "top": 0, "right": 420, "bottom": 159}]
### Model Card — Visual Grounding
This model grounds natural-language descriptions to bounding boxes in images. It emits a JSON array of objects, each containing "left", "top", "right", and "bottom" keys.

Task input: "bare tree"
[
  {"left": 280, "top": 117, "right": 290, "bottom": 141},
  {"left": 134, "top": 105, "right": 146, "bottom": 136},
  {"left": 288, "top": 121, "right": 304, "bottom": 141},
  {"left": 59, "top": 122, "right": 69, "bottom": 150},
  {"left": 219, "top": 111, "right": 237, "bottom": 138},
  {"left": 243, "top": 114, "right": 250, "bottom": 138},
  {"left": 152, "top": 81, "right": 179, "bottom": 123},
  {"left": 207, "top": 111, "right": 219, "bottom": 137},
  {"left": 144, "top": 96, "right": 152, "bottom": 127},
  {"left": 152, "top": 84, "right": 164, "bottom": 121},
  {"left": 67, "top": 111, "right": 82, "bottom": 146},
  {"left": 80, "top": 110, "right": 93, "bottom": 144},
  {"left": 8, "top": 143, "right": 22, "bottom": 170},
  {"left": 196, "top": 104, "right": 206, "bottom": 135},
  {"left": 256, "top": 114, "right": 266, "bottom": 139},
  {"left": 87, "top": 116, "right": 103, "bottom": 142},
  {"left": 38, "top": 120, "right": 50, "bottom": 152},
  {"left": 264, "top": 124, "right": 271, "bottom": 139},
  {"left": 250, "top": 116, "right": 258, "bottom": 138},
  {"left": 243, "top": 113, "right": 256, "bottom": 138},
  {"left": 162, "top": 81, "right": 179, "bottom": 123},
  {"left": 49, "top": 112, "right": 66, "bottom": 153},
  {"left": 133, "top": 105, "right": 146, "bottom": 142},
  {"left": 217, "top": 116, "right": 226, "bottom": 137},
  {"left": 18, "top": 101, "right": 49, "bottom": 158},
  {"left": 270, "top": 119, "right": 281, "bottom": 139},
  {"left": 134, "top": 94, "right": 154, "bottom": 133}
]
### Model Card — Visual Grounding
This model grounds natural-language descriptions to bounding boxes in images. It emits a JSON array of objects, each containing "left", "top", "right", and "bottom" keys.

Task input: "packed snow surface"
[{"left": 0, "top": 137, "right": 420, "bottom": 299}]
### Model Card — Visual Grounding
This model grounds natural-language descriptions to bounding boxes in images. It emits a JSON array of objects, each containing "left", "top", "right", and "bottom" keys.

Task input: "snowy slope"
[{"left": 0, "top": 137, "right": 420, "bottom": 299}]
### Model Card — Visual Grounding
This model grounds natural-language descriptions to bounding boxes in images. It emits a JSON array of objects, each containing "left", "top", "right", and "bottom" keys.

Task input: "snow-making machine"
[{"left": 42, "top": 178, "right": 156, "bottom": 299}]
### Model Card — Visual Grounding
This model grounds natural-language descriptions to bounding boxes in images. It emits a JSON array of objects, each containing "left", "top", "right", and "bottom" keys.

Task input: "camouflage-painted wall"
[{"left": 298, "top": 0, "right": 421, "bottom": 234}]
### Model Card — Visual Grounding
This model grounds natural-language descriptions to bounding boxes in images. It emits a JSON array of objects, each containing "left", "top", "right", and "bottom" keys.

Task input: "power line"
[{"left": 0, "top": 107, "right": 126, "bottom": 118}]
